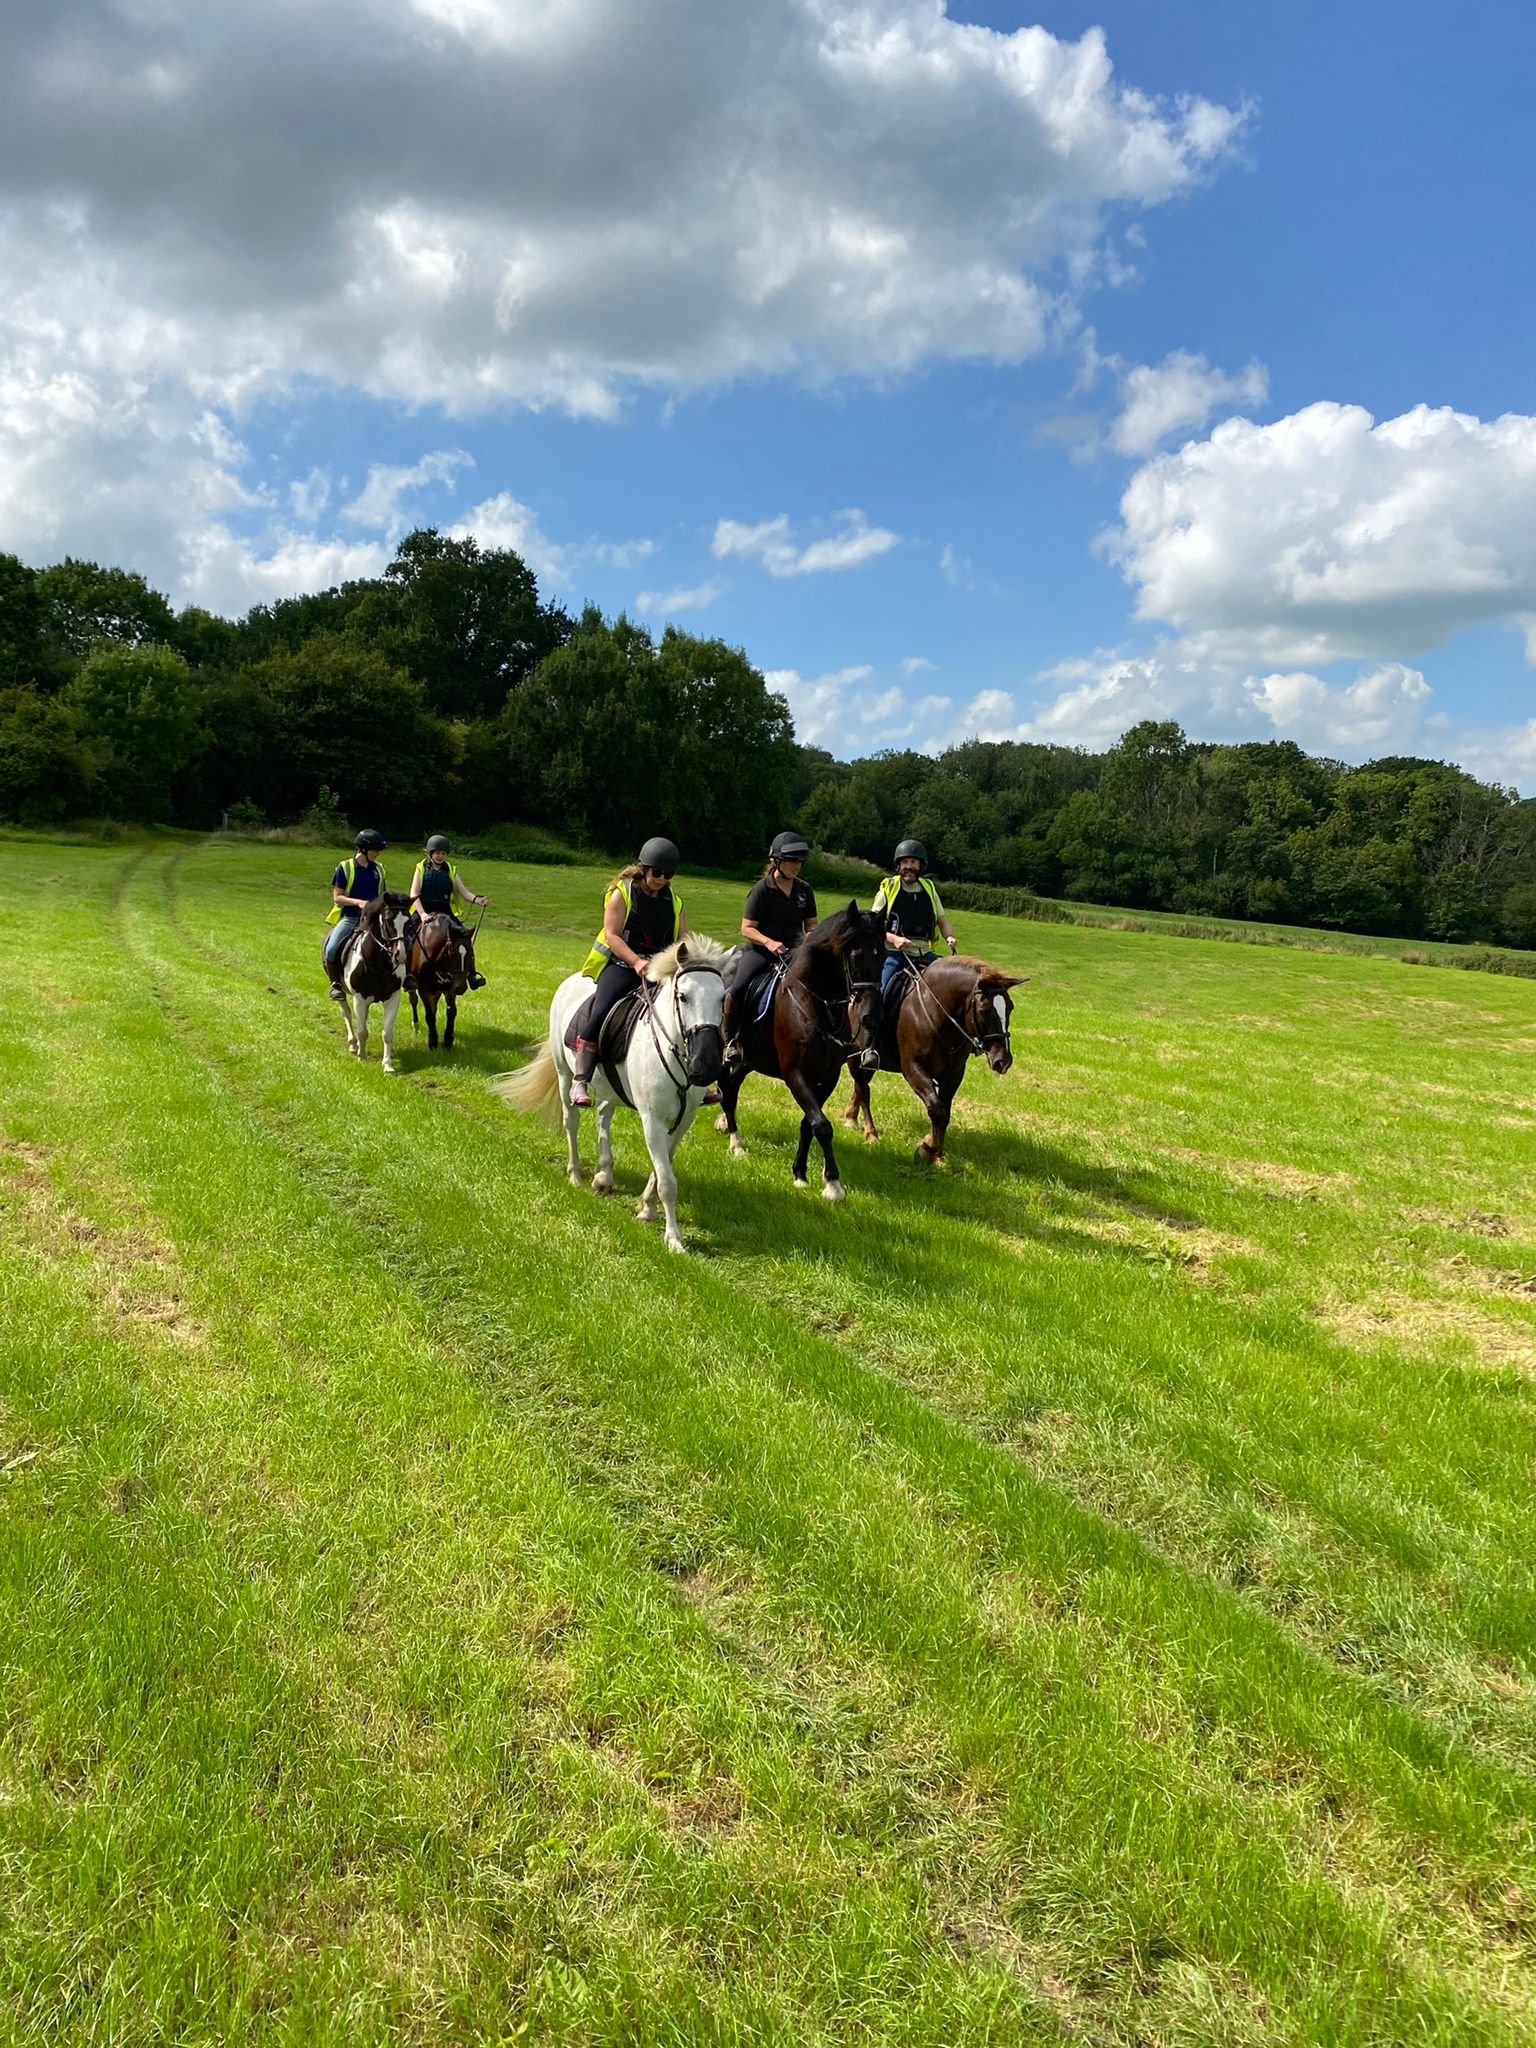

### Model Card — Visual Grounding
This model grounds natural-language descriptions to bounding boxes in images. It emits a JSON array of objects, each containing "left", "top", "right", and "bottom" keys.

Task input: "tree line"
[{"left": 2, "top": 538, "right": 1533, "bottom": 945}]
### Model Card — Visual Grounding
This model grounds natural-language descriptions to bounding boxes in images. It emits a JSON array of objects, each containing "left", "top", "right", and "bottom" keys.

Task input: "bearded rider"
[
  {"left": 568, "top": 837, "right": 689, "bottom": 1108},
  {"left": 408, "top": 835, "right": 489, "bottom": 989},
  {"left": 720, "top": 830, "right": 818, "bottom": 1069},
  {"left": 872, "top": 838, "right": 958, "bottom": 1004}
]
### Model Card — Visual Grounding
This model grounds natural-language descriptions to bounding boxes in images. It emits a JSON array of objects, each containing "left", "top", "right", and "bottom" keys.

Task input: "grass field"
[{"left": 2, "top": 833, "right": 1534, "bottom": 2046}]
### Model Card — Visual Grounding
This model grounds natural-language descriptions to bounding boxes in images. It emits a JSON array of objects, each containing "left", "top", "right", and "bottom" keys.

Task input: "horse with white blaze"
[{"left": 493, "top": 935, "right": 728, "bottom": 1255}]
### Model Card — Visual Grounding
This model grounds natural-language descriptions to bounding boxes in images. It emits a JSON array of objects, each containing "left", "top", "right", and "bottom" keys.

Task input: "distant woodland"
[{"left": 3, "top": 536, "right": 1533, "bottom": 946}]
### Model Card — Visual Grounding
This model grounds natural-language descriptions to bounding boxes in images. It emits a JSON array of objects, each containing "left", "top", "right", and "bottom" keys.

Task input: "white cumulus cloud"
[
  {"left": 343, "top": 449, "right": 474, "bottom": 532},
  {"left": 634, "top": 579, "right": 727, "bottom": 618},
  {"left": 1108, "top": 349, "right": 1269, "bottom": 457},
  {"left": 763, "top": 664, "right": 874, "bottom": 746},
  {"left": 1105, "top": 400, "right": 1536, "bottom": 666},
  {"left": 713, "top": 510, "right": 900, "bottom": 578},
  {"left": 0, "top": 0, "right": 1240, "bottom": 597}
]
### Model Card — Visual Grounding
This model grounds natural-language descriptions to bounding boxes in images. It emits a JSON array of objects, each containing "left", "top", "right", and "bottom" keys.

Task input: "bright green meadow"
[{"left": 2, "top": 833, "right": 1534, "bottom": 2046}]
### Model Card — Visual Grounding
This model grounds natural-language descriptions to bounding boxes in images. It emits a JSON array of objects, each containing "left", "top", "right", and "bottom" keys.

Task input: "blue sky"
[{"left": 3, "top": 0, "right": 1534, "bottom": 783}]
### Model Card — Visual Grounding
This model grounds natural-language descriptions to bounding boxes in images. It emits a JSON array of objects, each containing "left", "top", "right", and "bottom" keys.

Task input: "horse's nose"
[{"left": 689, "top": 1026, "right": 723, "bottom": 1084}]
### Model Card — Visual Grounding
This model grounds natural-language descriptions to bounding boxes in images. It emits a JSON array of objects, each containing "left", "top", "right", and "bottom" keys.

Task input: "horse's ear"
[
  {"left": 988, "top": 972, "right": 1027, "bottom": 990},
  {"left": 676, "top": 942, "right": 689, "bottom": 964},
  {"left": 846, "top": 898, "right": 859, "bottom": 916}
]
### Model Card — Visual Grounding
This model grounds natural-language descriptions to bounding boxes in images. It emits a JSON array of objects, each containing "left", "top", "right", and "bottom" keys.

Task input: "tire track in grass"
[{"left": 114, "top": 843, "right": 1536, "bottom": 2031}]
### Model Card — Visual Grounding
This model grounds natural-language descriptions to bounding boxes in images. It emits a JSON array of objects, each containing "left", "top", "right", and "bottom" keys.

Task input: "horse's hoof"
[
  {"left": 714, "top": 1113, "right": 730, "bottom": 1135},
  {"left": 635, "top": 1204, "right": 659, "bottom": 1223},
  {"left": 792, "top": 1176, "right": 809, "bottom": 1189},
  {"left": 729, "top": 1139, "right": 747, "bottom": 1159},
  {"left": 593, "top": 1174, "right": 614, "bottom": 1195},
  {"left": 864, "top": 1129, "right": 881, "bottom": 1144},
  {"left": 822, "top": 1180, "right": 846, "bottom": 1204},
  {"left": 568, "top": 1172, "right": 584, "bottom": 1189},
  {"left": 664, "top": 1235, "right": 688, "bottom": 1256}
]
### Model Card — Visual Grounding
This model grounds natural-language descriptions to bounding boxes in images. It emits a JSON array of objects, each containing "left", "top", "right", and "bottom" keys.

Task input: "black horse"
[{"left": 714, "top": 903, "right": 885, "bottom": 1201}]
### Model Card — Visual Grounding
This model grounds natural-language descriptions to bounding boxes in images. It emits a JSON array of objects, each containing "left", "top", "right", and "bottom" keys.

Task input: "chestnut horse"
[
  {"left": 714, "top": 903, "right": 885, "bottom": 1201},
  {"left": 843, "top": 954, "right": 1023, "bottom": 1163}
]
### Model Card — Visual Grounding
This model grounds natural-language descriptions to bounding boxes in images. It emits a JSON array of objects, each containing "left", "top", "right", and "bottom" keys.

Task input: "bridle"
[
  {"left": 351, "top": 910, "right": 409, "bottom": 985},
  {"left": 899, "top": 956, "right": 1012, "bottom": 1059},
  {"left": 782, "top": 946, "right": 882, "bottom": 1062},
  {"left": 637, "top": 959, "right": 726, "bottom": 1133}
]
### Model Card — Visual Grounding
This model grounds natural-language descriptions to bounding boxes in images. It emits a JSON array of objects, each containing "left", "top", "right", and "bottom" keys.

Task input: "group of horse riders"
[
  {"left": 562, "top": 830, "right": 960, "bottom": 1108},
  {"left": 321, "top": 824, "right": 963, "bottom": 1104},
  {"left": 324, "top": 829, "right": 490, "bottom": 999}
]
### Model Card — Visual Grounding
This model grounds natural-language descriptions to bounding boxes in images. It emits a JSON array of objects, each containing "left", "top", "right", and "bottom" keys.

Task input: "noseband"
[{"left": 641, "top": 960, "right": 725, "bottom": 1133}]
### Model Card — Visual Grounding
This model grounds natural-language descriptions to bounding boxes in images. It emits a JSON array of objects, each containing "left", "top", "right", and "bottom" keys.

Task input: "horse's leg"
[
  {"left": 640, "top": 1108, "right": 687, "bottom": 1253},
  {"left": 424, "top": 991, "right": 439, "bottom": 1051},
  {"left": 354, "top": 996, "right": 370, "bottom": 1061},
  {"left": 593, "top": 1099, "right": 616, "bottom": 1194},
  {"left": 444, "top": 993, "right": 456, "bottom": 1050},
  {"left": 563, "top": 1088, "right": 584, "bottom": 1187},
  {"left": 845, "top": 1072, "right": 880, "bottom": 1141},
  {"left": 715, "top": 1068, "right": 747, "bottom": 1158},
  {"left": 906, "top": 1057, "right": 955, "bottom": 1164},
  {"left": 380, "top": 991, "right": 402, "bottom": 1075},
  {"left": 785, "top": 1069, "right": 844, "bottom": 1201}
]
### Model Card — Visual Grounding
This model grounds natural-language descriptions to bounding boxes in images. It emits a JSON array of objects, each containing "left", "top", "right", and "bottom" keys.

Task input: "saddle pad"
[{"left": 744, "top": 966, "right": 779, "bottom": 1026}]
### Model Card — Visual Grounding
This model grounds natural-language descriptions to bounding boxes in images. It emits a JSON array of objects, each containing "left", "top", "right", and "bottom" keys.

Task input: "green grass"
[{"left": 2, "top": 835, "right": 1534, "bottom": 2045}]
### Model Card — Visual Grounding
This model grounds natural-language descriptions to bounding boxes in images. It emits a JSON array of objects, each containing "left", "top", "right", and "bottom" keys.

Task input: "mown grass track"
[{"left": 2, "top": 834, "right": 1534, "bottom": 2045}]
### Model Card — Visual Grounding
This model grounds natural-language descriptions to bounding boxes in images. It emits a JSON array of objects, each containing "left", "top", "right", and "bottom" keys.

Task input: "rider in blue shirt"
[{"left": 324, "top": 828, "right": 387, "bottom": 997}]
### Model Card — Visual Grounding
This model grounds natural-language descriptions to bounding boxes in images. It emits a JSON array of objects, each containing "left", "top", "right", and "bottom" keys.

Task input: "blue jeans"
[
  {"left": 324, "top": 913, "right": 358, "bottom": 970},
  {"left": 882, "top": 949, "right": 933, "bottom": 1010}
]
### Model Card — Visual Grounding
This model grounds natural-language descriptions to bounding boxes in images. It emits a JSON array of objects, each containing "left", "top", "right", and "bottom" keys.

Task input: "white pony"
[{"left": 494, "top": 935, "right": 728, "bottom": 1254}]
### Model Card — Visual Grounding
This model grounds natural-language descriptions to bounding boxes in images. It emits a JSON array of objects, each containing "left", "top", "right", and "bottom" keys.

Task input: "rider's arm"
[
  {"left": 453, "top": 871, "right": 486, "bottom": 906},
  {"left": 939, "top": 915, "right": 958, "bottom": 953},
  {"left": 409, "top": 864, "right": 425, "bottom": 914},
  {"left": 677, "top": 907, "right": 689, "bottom": 939},
  {"left": 739, "top": 919, "right": 785, "bottom": 954},
  {"left": 333, "top": 884, "right": 367, "bottom": 911},
  {"left": 604, "top": 888, "right": 648, "bottom": 972}
]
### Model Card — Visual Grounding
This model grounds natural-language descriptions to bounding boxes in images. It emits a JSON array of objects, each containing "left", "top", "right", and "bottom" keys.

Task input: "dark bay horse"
[
  {"left": 714, "top": 903, "right": 885, "bottom": 1201},
  {"left": 408, "top": 912, "right": 474, "bottom": 1050},
  {"left": 843, "top": 955, "right": 1023, "bottom": 1164}
]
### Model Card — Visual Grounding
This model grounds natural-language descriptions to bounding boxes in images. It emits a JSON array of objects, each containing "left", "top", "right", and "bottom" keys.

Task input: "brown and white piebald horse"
[
  {"left": 323, "top": 892, "right": 414, "bottom": 1074},
  {"left": 843, "top": 954, "right": 1023, "bottom": 1164},
  {"left": 408, "top": 912, "right": 474, "bottom": 1050}
]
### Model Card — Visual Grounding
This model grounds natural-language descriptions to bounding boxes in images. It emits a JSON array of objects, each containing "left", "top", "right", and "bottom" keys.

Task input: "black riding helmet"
[
  {"left": 893, "top": 838, "right": 928, "bottom": 868},
  {"left": 425, "top": 834, "right": 452, "bottom": 856},
  {"left": 638, "top": 836, "right": 680, "bottom": 873},
  {"left": 355, "top": 828, "right": 387, "bottom": 853},
  {"left": 769, "top": 830, "right": 810, "bottom": 862}
]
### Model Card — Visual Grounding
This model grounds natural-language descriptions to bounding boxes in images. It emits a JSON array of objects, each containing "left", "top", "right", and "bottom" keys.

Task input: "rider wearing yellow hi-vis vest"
[
  {"left": 324, "top": 828, "right": 388, "bottom": 999},
  {"left": 872, "top": 838, "right": 957, "bottom": 1004},
  {"left": 569, "top": 836, "right": 689, "bottom": 1108},
  {"left": 408, "top": 834, "right": 489, "bottom": 989}
]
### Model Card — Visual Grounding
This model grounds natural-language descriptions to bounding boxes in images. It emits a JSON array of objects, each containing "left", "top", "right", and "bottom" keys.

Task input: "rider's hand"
[
  {"left": 477, "top": 895, "right": 489, "bottom": 906},
  {"left": 948, "top": 938, "right": 958, "bottom": 954},
  {"left": 634, "top": 957, "right": 651, "bottom": 978},
  {"left": 890, "top": 934, "right": 909, "bottom": 950},
  {"left": 770, "top": 940, "right": 787, "bottom": 956}
]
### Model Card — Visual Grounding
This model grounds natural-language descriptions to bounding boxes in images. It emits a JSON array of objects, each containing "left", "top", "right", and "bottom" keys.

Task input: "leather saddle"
[{"left": 565, "top": 987, "right": 648, "bottom": 1103}]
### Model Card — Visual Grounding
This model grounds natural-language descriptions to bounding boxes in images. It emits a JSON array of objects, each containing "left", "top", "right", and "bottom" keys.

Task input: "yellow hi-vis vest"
[
  {"left": 876, "top": 871, "right": 944, "bottom": 942},
  {"left": 411, "top": 858, "right": 459, "bottom": 906},
  {"left": 581, "top": 878, "right": 685, "bottom": 981},
  {"left": 325, "top": 856, "right": 387, "bottom": 925}
]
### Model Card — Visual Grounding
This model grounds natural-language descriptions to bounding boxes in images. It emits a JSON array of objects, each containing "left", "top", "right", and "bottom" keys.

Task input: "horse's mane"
[
  {"left": 361, "top": 890, "right": 413, "bottom": 925},
  {"left": 800, "top": 903, "right": 879, "bottom": 954},
  {"left": 648, "top": 932, "right": 729, "bottom": 980}
]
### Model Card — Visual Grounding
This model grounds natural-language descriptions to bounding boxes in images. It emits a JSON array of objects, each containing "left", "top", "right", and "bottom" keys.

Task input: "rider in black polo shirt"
[{"left": 721, "top": 830, "right": 818, "bottom": 1067}]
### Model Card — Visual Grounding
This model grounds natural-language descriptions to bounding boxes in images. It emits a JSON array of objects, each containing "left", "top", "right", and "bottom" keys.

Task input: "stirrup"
[{"left": 569, "top": 1079, "right": 592, "bottom": 1108}]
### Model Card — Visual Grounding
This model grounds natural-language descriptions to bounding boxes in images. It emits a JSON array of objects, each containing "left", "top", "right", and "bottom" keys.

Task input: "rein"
[
  {"left": 638, "top": 960, "right": 725, "bottom": 1134},
  {"left": 899, "top": 957, "right": 1008, "bottom": 1058},
  {"left": 782, "top": 950, "right": 881, "bottom": 1058}
]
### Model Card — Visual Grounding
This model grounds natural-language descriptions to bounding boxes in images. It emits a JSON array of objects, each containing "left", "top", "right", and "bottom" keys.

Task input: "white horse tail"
[{"left": 492, "top": 1045, "right": 562, "bottom": 1122}]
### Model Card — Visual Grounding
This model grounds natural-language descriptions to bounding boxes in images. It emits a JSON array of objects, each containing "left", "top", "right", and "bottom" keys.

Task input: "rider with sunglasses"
[{"left": 569, "top": 836, "right": 688, "bottom": 1107}]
